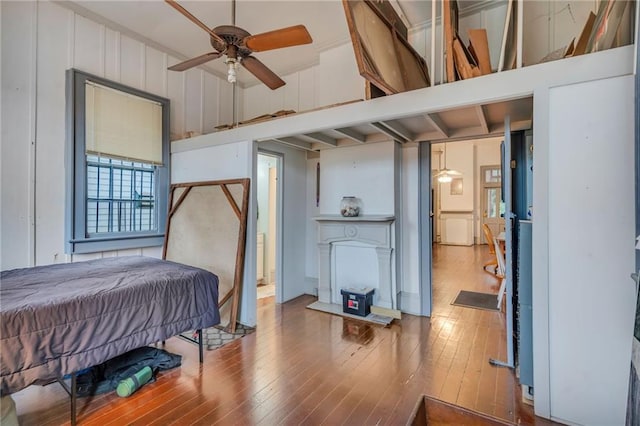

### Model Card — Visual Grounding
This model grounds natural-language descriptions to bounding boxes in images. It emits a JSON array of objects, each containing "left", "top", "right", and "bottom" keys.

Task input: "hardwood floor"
[{"left": 13, "top": 244, "right": 558, "bottom": 425}]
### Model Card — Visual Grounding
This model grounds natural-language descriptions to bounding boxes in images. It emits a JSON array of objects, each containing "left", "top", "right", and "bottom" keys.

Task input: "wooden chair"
[
  {"left": 482, "top": 224, "right": 499, "bottom": 275},
  {"left": 494, "top": 236, "right": 507, "bottom": 310}
]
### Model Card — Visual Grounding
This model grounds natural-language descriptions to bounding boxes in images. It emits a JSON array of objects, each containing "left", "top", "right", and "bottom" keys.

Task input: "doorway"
[
  {"left": 480, "top": 166, "right": 504, "bottom": 243},
  {"left": 429, "top": 139, "right": 504, "bottom": 317},
  {"left": 256, "top": 152, "right": 281, "bottom": 302}
]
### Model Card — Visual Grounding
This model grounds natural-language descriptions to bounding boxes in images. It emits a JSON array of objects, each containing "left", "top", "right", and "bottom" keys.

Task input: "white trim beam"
[
  {"left": 423, "top": 113, "right": 449, "bottom": 138},
  {"left": 334, "top": 127, "right": 367, "bottom": 144},
  {"left": 270, "top": 137, "right": 313, "bottom": 151},
  {"left": 415, "top": 119, "right": 531, "bottom": 143},
  {"left": 303, "top": 132, "right": 337, "bottom": 147},
  {"left": 475, "top": 104, "right": 489, "bottom": 134},
  {"left": 370, "top": 122, "right": 408, "bottom": 143},
  {"left": 378, "top": 120, "right": 415, "bottom": 142},
  {"left": 489, "top": 119, "right": 531, "bottom": 133}
]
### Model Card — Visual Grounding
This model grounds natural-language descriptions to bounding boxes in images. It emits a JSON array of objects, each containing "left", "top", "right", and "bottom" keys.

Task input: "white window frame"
[{"left": 65, "top": 69, "right": 170, "bottom": 254}]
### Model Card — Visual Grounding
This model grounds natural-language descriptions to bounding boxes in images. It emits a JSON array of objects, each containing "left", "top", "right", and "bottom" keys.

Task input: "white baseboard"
[{"left": 304, "top": 276, "right": 318, "bottom": 296}]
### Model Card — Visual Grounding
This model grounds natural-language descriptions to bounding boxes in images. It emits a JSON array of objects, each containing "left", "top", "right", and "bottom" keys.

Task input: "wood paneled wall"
[{"left": 1, "top": 1, "right": 234, "bottom": 268}]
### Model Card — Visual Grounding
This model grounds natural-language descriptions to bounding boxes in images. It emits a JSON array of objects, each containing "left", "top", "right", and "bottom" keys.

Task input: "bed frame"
[{"left": 0, "top": 256, "right": 220, "bottom": 424}]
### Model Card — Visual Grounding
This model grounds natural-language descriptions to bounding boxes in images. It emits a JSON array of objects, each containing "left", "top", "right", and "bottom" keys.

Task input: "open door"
[
  {"left": 490, "top": 115, "right": 515, "bottom": 368},
  {"left": 419, "top": 142, "right": 433, "bottom": 316}
]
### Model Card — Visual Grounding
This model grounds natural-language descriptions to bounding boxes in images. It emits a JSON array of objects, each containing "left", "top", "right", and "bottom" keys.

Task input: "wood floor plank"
[{"left": 12, "top": 244, "right": 559, "bottom": 425}]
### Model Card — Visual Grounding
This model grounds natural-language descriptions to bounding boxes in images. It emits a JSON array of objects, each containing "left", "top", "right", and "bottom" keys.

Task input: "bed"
[{"left": 0, "top": 256, "right": 220, "bottom": 400}]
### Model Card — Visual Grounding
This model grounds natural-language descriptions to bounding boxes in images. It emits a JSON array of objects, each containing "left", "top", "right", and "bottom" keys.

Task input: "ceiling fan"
[
  {"left": 165, "top": 0, "right": 313, "bottom": 90},
  {"left": 434, "top": 144, "right": 462, "bottom": 183}
]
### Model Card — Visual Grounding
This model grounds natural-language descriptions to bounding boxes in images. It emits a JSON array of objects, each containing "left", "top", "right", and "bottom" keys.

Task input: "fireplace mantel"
[{"left": 314, "top": 215, "right": 396, "bottom": 309}]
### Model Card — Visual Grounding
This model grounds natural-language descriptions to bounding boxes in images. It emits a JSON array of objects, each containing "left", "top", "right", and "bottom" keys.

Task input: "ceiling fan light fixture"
[
  {"left": 435, "top": 144, "right": 461, "bottom": 183},
  {"left": 165, "top": 0, "right": 312, "bottom": 90},
  {"left": 225, "top": 57, "right": 239, "bottom": 84},
  {"left": 438, "top": 174, "right": 453, "bottom": 183}
]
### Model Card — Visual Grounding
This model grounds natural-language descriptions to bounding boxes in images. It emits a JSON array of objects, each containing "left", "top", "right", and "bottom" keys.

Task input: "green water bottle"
[{"left": 116, "top": 366, "right": 153, "bottom": 397}]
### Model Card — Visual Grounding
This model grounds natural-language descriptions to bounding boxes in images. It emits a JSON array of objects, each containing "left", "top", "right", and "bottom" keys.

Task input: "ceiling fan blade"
[
  {"left": 165, "top": 0, "right": 227, "bottom": 47},
  {"left": 241, "top": 56, "right": 285, "bottom": 90},
  {"left": 244, "top": 25, "right": 312, "bottom": 52},
  {"left": 168, "top": 52, "right": 223, "bottom": 71}
]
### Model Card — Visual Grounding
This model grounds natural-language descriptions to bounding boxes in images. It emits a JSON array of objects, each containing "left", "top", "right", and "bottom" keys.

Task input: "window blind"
[{"left": 85, "top": 81, "right": 163, "bottom": 165}]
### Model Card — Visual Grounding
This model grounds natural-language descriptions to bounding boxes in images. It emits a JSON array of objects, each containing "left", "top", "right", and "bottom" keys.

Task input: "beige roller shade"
[{"left": 85, "top": 82, "right": 163, "bottom": 165}]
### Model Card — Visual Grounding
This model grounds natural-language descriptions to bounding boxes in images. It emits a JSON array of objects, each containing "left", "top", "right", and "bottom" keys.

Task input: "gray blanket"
[{"left": 0, "top": 256, "right": 219, "bottom": 395}]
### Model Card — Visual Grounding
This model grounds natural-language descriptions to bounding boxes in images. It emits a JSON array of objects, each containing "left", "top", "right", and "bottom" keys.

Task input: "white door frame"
[
  {"left": 489, "top": 115, "right": 515, "bottom": 368},
  {"left": 418, "top": 123, "right": 516, "bottom": 325}
]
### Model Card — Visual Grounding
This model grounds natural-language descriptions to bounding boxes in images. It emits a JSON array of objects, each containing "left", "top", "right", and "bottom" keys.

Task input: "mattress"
[{"left": 0, "top": 256, "right": 220, "bottom": 395}]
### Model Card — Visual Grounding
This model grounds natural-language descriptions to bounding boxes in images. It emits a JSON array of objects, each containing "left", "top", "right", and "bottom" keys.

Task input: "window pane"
[
  {"left": 86, "top": 155, "right": 156, "bottom": 235},
  {"left": 487, "top": 188, "right": 498, "bottom": 218},
  {"left": 484, "top": 168, "right": 501, "bottom": 183}
]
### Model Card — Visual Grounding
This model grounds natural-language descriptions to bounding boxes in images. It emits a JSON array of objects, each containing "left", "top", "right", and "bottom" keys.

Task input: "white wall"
[
  {"left": 439, "top": 142, "right": 474, "bottom": 211},
  {"left": 319, "top": 141, "right": 395, "bottom": 215},
  {"left": 400, "top": 146, "right": 420, "bottom": 314},
  {"left": 172, "top": 137, "right": 310, "bottom": 326},
  {"left": 0, "top": 1, "right": 231, "bottom": 269},
  {"left": 431, "top": 138, "right": 501, "bottom": 244},
  {"left": 304, "top": 141, "right": 400, "bottom": 307},
  {"left": 545, "top": 75, "right": 635, "bottom": 425},
  {"left": 242, "top": 43, "right": 364, "bottom": 121},
  {"left": 256, "top": 154, "right": 277, "bottom": 235},
  {"left": 474, "top": 138, "right": 502, "bottom": 241},
  {"left": 409, "top": 2, "right": 508, "bottom": 83},
  {"left": 1, "top": 1, "right": 34, "bottom": 270},
  {"left": 171, "top": 139, "right": 257, "bottom": 327},
  {"left": 523, "top": 1, "right": 597, "bottom": 65}
]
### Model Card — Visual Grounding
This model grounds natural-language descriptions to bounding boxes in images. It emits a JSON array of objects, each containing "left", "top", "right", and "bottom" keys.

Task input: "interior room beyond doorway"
[
  {"left": 430, "top": 137, "right": 504, "bottom": 315},
  {"left": 256, "top": 153, "right": 279, "bottom": 301}
]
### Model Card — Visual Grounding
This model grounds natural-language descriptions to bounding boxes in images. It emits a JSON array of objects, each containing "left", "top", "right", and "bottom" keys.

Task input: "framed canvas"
[
  {"left": 163, "top": 178, "right": 250, "bottom": 333},
  {"left": 343, "top": 0, "right": 430, "bottom": 95}
]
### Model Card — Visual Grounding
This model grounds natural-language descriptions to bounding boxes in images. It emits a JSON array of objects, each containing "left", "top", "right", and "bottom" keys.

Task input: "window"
[
  {"left": 86, "top": 155, "right": 156, "bottom": 234},
  {"left": 66, "top": 69, "right": 169, "bottom": 254}
]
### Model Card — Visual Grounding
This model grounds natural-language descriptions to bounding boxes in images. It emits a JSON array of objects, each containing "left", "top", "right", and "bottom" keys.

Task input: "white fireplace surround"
[{"left": 314, "top": 215, "right": 396, "bottom": 310}]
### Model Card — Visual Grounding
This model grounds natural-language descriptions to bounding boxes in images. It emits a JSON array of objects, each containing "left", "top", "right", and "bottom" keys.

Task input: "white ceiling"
[
  {"left": 66, "top": 0, "right": 492, "bottom": 87},
  {"left": 67, "top": 0, "right": 531, "bottom": 149}
]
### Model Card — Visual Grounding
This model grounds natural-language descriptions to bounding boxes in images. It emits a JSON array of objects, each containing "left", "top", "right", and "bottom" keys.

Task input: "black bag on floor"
[{"left": 74, "top": 346, "right": 181, "bottom": 397}]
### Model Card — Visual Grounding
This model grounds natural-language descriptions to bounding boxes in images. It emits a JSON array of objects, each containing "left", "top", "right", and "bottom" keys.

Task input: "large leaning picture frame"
[
  {"left": 343, "top": 0, "right": 430, "bottom": 95},
  {"left": 163, "top": 178, "right": 250, "bottom": 333}
]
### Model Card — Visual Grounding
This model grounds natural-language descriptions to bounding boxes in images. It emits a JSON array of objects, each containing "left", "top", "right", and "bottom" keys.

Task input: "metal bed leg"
[
  {"left": 176, "top": 329, "right": 204, "bottom": 363},
  {"left": 70, "top": 372, "right": 77, "bottom": 426}
]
